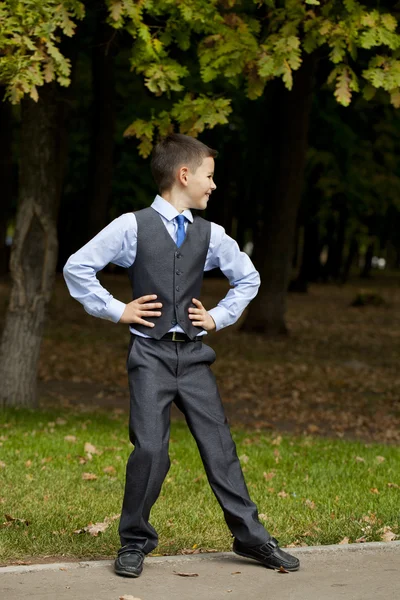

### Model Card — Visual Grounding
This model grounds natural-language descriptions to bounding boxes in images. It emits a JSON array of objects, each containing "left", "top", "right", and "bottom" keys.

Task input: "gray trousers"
[{"left": 118, "top": 334, "right": 270, "bottom": 553}]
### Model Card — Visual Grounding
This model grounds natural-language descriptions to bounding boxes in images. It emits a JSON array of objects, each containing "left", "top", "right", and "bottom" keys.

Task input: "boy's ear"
[{"left": 178, "top": 166, "right": 189, "bottom": 187}]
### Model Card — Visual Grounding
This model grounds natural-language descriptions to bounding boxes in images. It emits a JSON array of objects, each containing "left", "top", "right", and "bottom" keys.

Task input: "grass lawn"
[{"left": 0, "top": 406, "right": 399, "bottom": 565}]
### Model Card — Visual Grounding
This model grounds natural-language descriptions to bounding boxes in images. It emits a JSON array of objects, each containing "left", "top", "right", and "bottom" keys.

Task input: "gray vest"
[{"left": 128, "top": 207, "right": 211, "bottom": 340}]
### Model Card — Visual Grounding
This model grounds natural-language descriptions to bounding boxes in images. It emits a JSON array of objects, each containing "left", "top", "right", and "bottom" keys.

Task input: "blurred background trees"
[{"left": 1, "top": 0, "right": 400, "bottom": 406}]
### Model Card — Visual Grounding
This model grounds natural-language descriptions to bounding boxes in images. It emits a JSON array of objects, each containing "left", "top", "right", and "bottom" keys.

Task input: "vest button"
[
  {"left": 176, "top": 252, "right": 181, "bottom": 259},
  {"left": 176, "top": 270, "right": 181, "bottom": 275},
  {"left": 171, "top": 319, "right": 177, "bottom": 325},
  {"left": 176, "top": 286, "right": 180, "bottom": 291}
]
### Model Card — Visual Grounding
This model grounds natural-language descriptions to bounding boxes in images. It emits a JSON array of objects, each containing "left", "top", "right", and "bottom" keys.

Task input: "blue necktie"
[{"left": 176, "top": 214, "right": 186, "bottom": 248}]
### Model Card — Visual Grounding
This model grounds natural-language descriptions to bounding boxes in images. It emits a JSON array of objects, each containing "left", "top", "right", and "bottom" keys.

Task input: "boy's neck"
[{"left": 160, "top": 189, "right": 190, "bottom": 213}]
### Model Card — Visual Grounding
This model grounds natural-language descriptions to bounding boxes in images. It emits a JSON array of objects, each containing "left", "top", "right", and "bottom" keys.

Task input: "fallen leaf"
[
  {"left": 74, "top": 514, "right": 120, "bottom": 536},
  {"left": 25, "top": 460, "right": 32, "bottom": 468},
  {"left": 380, "top": 526, "right": 397, "bottom": 542},
  {"left": 56, "top": 418, "right": 67, "bottom": 426},
  {"left": 263, "top": 472, "right": 275, "bottom": 481},
  {"left": 119, "top": 596, "right": 143, "bottom": 600},
  {"left": 84, "top": 442, "right": 102, "bottom": 456},
  {"left": 82, "top": 472, "right": 97, "bottom": 481},
  {"left": 239, "top": 454, "right": 249, "bottom": 463},
  {"left": 276, "top": 565, "right": 289, "bottom": 573},
  {"left": 258, "top": 513, "right": 268, "bottom": 520},
  {"left": 354, "top": 456, "right": 365, "bottom": 463},
  {"left": 387, "top": 482, "right": 399, "bottom": 488},
  {"left": 271, "top": 436, "right": 282, "bottom": 446},
  {"left": 305, "top": 499, "right": 316, "bottom": 509},
  {"left": 339, "top": 537, "right": 349, "bottom": 545},
  {"left": 4, "top": 514, "right": 29, "bottom": 526},
  {"left": 278, "top": 490, "right": 289, "bottom": 498},
  {"left": 355, "top": 536, "right": 367, "bottom": 543},
  {"left": 370, "top": 488, "right": 379, "bottom": 494},
  {"left": 0, "top": 461, "right": 6, "bottom": 468},
  {"left": 307, "top": 424, "right": 320, "bottom": 434},
  {"left": 64, "top": 435, "right": 76, "bottom": 443},
  {"left": 231, "top": 571, "right": 241, "bottom": 575},
  {"left": 375, "top": 456, "right": 385, "bottom": 463},
  {"left": 103, "top": 466, "right": 116, "bottom": 474},
  {"left": 173, "top": 571, "right": 199, "bottom": 577}
]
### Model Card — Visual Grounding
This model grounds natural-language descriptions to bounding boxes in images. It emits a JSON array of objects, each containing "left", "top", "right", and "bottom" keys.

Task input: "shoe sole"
[
  {"left": 114, "top": 566, "right": 142, "bottom": 578},
  {"left": 233, "top": 548, "right": 300, "bottom": 572}
]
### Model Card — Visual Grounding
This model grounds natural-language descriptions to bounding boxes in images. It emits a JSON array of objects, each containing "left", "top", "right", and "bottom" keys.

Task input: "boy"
[{"left": 63, "top": 133, "right": 300, "bottom": 577}]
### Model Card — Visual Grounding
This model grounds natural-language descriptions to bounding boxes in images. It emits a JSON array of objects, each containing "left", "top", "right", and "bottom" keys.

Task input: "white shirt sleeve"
[
  {"left": 63, "top": 213, "right": 137, "bottom": 323},
  {"left": 205, "top": 223, "right": 260, "bottom": 331}
]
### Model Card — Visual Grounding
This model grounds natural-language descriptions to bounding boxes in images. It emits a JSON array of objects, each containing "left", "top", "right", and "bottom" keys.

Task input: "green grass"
[{"left": 0, "top": 407, "right": 399, "bottom": 564}]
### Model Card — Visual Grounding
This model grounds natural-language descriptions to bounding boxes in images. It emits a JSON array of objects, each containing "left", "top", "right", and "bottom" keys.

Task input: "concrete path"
[{"left": 1, "top": 542, "right": 399, "bottom": 600}]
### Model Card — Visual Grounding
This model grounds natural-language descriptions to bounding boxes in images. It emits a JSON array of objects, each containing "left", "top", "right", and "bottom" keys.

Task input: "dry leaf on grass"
[
  {"left": 2, "top": 514, "right": 29, "bottom": 527},
  {"left": 355, "top": 536, "right": 367, "bottom": 543},
  {"left": 258, "top": 513, "right": 268, "bottom": 520},
  {"left": 375, "top": 456, "right": 385, "bottom": 463},
  {"left": 278, "top": 490, "right": 289, "bottom": 498},
  {"left": 387, "top": 482, "right": 399, "bottom": 488},
  {"left": 354, "top": 456, "right": 365, "bottom": 463},
  {"left": 276, "top": 565, "right": 289, "bottom": 573},
  {"left": 263, "top": 472, "right": 275, "bottom": 481},
  {"left": 64, "top": 435, "right": 76, "bottom": 443},
  {"left": 173, "top": 571, "right": 199, "bottom": 577},
  {"left": 0, "top": 461, "right": 6, "bottom": 468},
  {"left": 84, "top": 442, "right": 102, "bottom": 457},
  {"left": 74, "top": 514, "right": 120, "bottom": 536},
  {"left": 82, "top": 472, "right": 98, "bottom": 481},
  {"left": 239, "top": 454, "right": 249, "bottom": 464},
  {"left": 103, "top": 466, "right": 116, "bottom": 474},
  {"left": 305, "top": 499, "right": 316, "bottom": 509},
  {"left": 339, "top": 537, "right": 349, "bottom": 545},
  {"left": 380, "top": 526, "right": 397, "bottom": 542},
  {"left": 369, "top": 488, "right": 379, "bottom": 494},
  {"left": 119, "top": 595, "right": 143, "bottom": 600}
]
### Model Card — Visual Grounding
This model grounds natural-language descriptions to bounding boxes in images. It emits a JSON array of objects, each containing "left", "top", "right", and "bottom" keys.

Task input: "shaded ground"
[
  {"left": 1, "top": 544, "right": 400, "bottom": 600},
  {"left": 1, "top": 272, "right": 399, "bottom": 443}
]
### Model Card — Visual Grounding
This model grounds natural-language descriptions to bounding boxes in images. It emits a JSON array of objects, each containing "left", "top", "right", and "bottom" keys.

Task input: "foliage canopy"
[{"left": 1, "top": 0, "right": 400, "bottom": 154}]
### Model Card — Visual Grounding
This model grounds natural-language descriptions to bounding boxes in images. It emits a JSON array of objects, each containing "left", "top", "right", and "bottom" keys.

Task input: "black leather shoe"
[
  {"left": 114, "top": 546, "right": 145, "bottom": 577},
  {"left": 233, "top": 537, "right": 300, "bottom": 571}
]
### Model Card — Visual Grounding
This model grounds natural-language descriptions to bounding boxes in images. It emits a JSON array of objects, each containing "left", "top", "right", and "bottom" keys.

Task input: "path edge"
[{"left": 1, "top": 541, "right": 399, "bottom": 575}]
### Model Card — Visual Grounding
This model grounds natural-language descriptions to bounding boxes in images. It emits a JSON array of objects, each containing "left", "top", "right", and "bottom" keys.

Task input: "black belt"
[{"left": 160, "top": 331, "right": 203, "bottom": 343}]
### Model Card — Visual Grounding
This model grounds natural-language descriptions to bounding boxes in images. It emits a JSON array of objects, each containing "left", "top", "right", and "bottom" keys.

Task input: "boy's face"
[{"left": 181, "top": 156, "right": 217, "bottom": 210}]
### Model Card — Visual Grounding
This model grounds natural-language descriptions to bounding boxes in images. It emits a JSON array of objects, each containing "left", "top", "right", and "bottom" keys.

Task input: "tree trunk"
[
  {"left": 341, "top": 236, "right": 358, "bottom": 283},
  {"left": 0, "top": 88, "right": 14, "bottom": 275},
  {"left": 360, "top": 242, "right": 374, "bottom": 279},
  {"left": 241, "top": 53, "right": 316, "bottom": 335},
  {"left": 0, "top": 86, "right": 60, "bottom": 408},
  {"left": 86, "top": 21, "right": 116, "bottom": 239}
]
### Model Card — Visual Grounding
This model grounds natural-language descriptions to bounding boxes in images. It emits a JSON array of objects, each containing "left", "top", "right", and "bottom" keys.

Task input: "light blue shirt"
[{"left": 63, "top": 195, "right": 260, "bottom": 337}]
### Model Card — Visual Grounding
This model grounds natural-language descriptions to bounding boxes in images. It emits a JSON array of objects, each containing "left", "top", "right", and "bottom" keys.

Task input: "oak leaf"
[{"left": 82, "top": 472, "right": 97, "bottom": 481}]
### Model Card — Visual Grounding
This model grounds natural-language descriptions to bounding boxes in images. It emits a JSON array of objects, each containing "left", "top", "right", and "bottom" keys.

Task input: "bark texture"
[
  {"left": 242, "top": 53, "right": 316, "bottom": 336},
  {"left": 0, "top": 86, "right": 59, "bottom": 407},
  {"left": 0, "top": 88, "right": 14, "bottom": 275}
]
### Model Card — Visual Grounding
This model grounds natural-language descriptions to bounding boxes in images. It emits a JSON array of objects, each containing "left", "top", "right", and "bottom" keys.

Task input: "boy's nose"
[{"left": 211, "top": 181, "right": 217, "bottom": 190}]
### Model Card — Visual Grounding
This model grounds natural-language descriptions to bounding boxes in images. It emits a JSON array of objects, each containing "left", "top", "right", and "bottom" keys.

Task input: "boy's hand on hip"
[
  {"left": 119, "top": 295, "right": 162, "bottom": 326},
  {"left": 189, "top": 298, "right": 216, "bottom": 331}
]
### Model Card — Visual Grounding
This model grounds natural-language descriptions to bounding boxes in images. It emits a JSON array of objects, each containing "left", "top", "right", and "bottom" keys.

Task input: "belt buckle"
[{"left": 172, "top": 331, "right": 178, "bottom": 341}]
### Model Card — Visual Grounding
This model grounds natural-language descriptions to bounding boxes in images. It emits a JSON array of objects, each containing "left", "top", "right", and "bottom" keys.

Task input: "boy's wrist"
[
  {"left": 207, "top": 306, "right": 229, "bottom": 332},
  {"left": 108, "top": 298, "right": 127, "bottom": 323}
]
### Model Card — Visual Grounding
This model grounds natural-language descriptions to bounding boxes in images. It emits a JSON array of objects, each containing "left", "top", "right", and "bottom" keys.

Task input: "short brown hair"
[{"left": 151, "top": 133, "right": 217, "bottom": 194}]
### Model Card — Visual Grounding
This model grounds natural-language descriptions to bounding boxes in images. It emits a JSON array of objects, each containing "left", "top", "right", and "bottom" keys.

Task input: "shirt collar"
[{"left": 151, "top": 194, "right": 194, "bottom": 223}]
